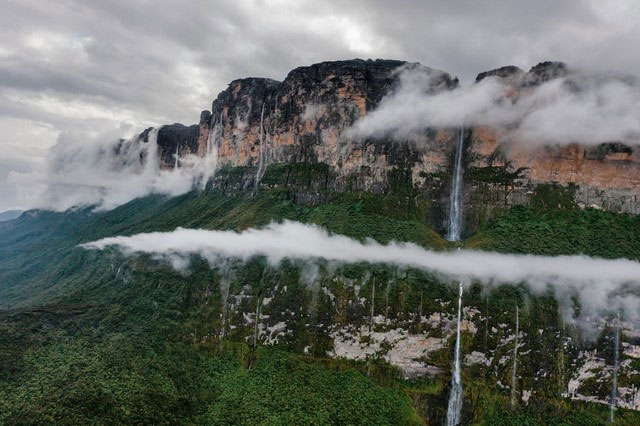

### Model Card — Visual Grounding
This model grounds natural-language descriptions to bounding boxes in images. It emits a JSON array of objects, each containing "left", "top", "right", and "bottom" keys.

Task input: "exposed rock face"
[
  {"left": 475, "top": 65, "right": 524, "bottom": 83},
  {"left": 196, "top": 110, "right": 212, "bottom": 156},
  {"left": 523, "top": 60, "right": 569, "bottom": 86},
  {"left": 194, "top": 264, "right": 640, "bottom": 416},
  {"left": 154, "top": 58, "right": 640, "bottom": 236},
  {"left": 205, "top": 59, "right": 457, "bottom": 179},
  {"left": 156, "top": 123, "right": 199, "bottom": 168}
]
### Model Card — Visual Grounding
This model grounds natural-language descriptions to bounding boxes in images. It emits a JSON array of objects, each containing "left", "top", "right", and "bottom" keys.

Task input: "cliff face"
[
  {"left": 158, "top": 59, "right": 640, "bottom": 237},
  {"left": 465, "top": 62, "right": 640, "bottom": 232},
  {"left": 201, "top": 59, "right": 457, "bottom": 182}
]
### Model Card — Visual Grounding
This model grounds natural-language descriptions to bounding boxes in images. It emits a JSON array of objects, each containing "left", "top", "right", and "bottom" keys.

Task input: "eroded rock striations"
[{"left": 153, "top": 58, "right": 640, "bottom": 237}]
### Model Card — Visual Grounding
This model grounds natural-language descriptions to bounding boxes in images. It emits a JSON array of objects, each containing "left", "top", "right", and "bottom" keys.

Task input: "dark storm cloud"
[{"left": 0, "top": 0, "right": 639, "bottom": 209}]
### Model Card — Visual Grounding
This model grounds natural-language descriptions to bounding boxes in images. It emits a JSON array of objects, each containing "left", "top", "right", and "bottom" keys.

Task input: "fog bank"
[
  {"left": 81, "top": 220, "right": 640, "bottom": 324},
  {"left": 350, "top": 65, "right": 640, "bottom": 146}
]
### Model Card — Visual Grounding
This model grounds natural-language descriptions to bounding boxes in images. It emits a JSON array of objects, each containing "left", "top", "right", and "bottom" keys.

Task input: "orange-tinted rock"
[{"left": 156, "top": 59, "right": 640, "bottom": 236}]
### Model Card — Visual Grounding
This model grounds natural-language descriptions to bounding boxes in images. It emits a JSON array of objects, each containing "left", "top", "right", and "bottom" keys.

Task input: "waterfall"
[
  {"left": 369, "top": 277, "right": 376, "bottom": 334},
  {"left": 255, "top": 102, "right": 266, "bottom": 188},
  {"left": 446, "top": 282, "right": 464, "bottom": 426},
  {"left": 252, "top": 268, "right": 267, "bottom": 354},
  {"left": 384, "top": 279, "right": 391, "bottom": 317},
  {"left": 610, "top": 312, "right": 620, "bottom": 423},
  {"left": 385, "top": 269, "right": 395, "bottom": 317},
  {"left": 144, "top": 128, "right": 160, "bottom": 175},
  {"left": 446, "top": 128, "right": 465, "bottom": 241},
  {"left": 308, "top": 278, "right": 320, "bottom": 350},
  {"left": 303, "top": 264, "right": 320, "bottom": 348},
  {"left": 559, "top": 320, "right": 566, "bottom": 395},
  {"left": 203, "top": 111, "right": 223, "bottom": 189},
  {"left": 174, "top": 144, "right": 179, "bottom": 169},
  {"left": 272, "top": 95, "right": 279, "bottom": 132},
  {"left": 253, "top": 295, "right": 262, "bottom": 350},
  {"left": 484, "top": 295, "right": 489, "bottom": 352},
  {"left": 511, "top": 305, "right": 519, "bottom": 408},
  {"left": 219, "top": 282, "right": 230, "bottom": 338}
]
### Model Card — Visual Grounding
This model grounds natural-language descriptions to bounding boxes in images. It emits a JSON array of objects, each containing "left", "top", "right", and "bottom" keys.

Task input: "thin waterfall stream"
[
  {"left": 610, "top": 312, "right": 620, "bottom": 423},
  {"left": 446, "top": 128, "right": 465, "bottom": 241},
  {"left": 255, "top": 102, "right": 266, "bottom": 188},
  {"left": 445, "top": 126, "right": 466, "bottom": 425},
  {"left": 511, "top": 305, "right": 519, "bottom": 408},
  {"left": 369, "top": 277, "right": 376, "bottom": 334},
  {"left": 203, "top": 111, "right": 223, "bottom": 189},
  {"left": 446, "top": 282, "right": 464, "bottom": 426}
]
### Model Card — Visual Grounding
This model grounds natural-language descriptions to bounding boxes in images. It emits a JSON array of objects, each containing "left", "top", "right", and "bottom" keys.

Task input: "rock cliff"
[{"left": 154, "top": 59, "right": 640, "bottom": 237}]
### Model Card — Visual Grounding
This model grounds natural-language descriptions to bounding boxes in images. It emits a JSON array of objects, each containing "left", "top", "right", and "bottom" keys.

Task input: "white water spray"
[
  {"left": 174, "top": 144, "right": 179, "bottom": 169},
  {"left": 253, "top": 295, "right": 262, "bottom": 350},
  {"left": 511, "top": 305, "right": 520, "bottom": 408},
  {"left": 447, "top": 282, "right": 464, "bottom": 426},
  {"left": 385, "top": 281, "right": 392, "bottom": 317},
  {"left": 446, "top": 128, "right": 465, "bottom": 241},
  {"left": 255, "top": 102, "right": 266, "bottom": 188},
  {"left": 610, "top": 312, "right": 620, "bottom": 423},
  {"left": 369, "top": 277, "right": 376, "bottom": 333},
  {"left": 218, "top": 261, "right": 232, "bottom": 339},
  {"left": 203, "top": 111, "right": 223, "bottom": 189}
]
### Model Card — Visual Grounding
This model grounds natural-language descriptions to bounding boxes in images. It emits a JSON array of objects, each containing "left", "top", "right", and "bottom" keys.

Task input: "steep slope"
[
  {"left": 2, "top": 174, "right": 640, "bottom": 424},
  {"left": 0, "top": 180, "right": 444, "bottom": 424}
]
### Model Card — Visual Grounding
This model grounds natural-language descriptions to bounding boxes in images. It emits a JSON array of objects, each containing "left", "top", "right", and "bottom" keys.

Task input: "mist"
[
  {"left": 349, "top": 64, "right": 640, "bottom": 146},
  {"left": 9, "top": 127, "right": 218, "bottom": 212},
  {"left": 80, "top": 220, "right": 640, "bottom": 325},
  {"left": 11, "top": 62, "right": 640, "bottom": 213}
]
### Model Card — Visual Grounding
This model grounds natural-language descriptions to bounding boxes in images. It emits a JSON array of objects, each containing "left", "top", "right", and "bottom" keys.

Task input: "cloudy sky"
[{"left": 1, "top": 0, "right": 639, "bottom": 210}]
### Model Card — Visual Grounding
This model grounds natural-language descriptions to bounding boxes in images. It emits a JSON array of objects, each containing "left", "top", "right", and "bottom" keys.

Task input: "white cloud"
[
  {"left": 81, "top": 220, "right": 640, "bottom": 326},
  {"left": 350, "top": 65, "right": 640, "bottom": 146},
  {"left": 2, "top": 0, "right": 640, "bottom": 209},
  {"left": 10, "top": 126, "right": 218, "bottom": 211}
]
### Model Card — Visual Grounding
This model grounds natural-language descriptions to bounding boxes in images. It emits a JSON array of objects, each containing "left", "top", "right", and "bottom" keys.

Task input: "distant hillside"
[{"left": 0, "top": 210, "right": 22, "bottom": 222}]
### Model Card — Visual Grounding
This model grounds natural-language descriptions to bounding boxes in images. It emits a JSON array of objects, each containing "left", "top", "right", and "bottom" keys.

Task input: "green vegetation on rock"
[{"left": 2, "top": 165, "right": 640, "bottom": 425}]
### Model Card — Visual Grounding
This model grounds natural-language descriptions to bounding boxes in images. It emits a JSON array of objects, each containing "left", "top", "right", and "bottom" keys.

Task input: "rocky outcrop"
[
  {"left": 181, "top": 261, "right": 640, "bottom": 419},
  {"left": 203, "top": 59, "right": 457, "bottom": 175},
  {"left": 523, "top": 60, "right": 569, "bottom": 86},
  {"left": 156, "top": 123, "right": 199, "bottom": 168},
  {"left": 153, "top": 58, "right": 640, "bottom": 237},
  {"left": 475, "top": 65, "right": 524, "bottom": 83}
]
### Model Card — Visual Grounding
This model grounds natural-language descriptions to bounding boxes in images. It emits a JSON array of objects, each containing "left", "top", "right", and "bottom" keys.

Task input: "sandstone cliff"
[{"left": 154, "top": 59, "right": 640, "bottom": 237}]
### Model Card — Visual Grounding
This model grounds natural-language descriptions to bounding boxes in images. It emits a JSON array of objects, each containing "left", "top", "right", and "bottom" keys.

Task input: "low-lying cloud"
[
  {"left": 350, "top": 65, "right": 640, "bottom": 146},
  {"left": 81, "top": 220, "right": 640, "bottom": 325},
  {"left": 9, "top": 127, "right": 218, "bottom": 212}
]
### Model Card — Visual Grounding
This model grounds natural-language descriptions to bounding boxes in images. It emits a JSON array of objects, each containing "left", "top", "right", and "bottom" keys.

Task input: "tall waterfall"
[
  {"left": 255, "top": 102, "right": 266, "bottom": 188},
  {"left": 610, "top": 312, "right": 620, "bottom": 423},
  {"left": 369, "top": 277, "right": 376, "bottom": 333},
  {"left": 446, "top": 282, "right": 464, "bottom": 426},
  {"left": 446, "top": 128, "right": 465, "bottom": 241},
  {"left": 218, "top": 262, "right": 231, "bottom": 339},
  {"left": 385, "top": 269, "right": 396, "bottom": 317},
  {"left": 253, "top": 295, "right": 262, "bottom": 350},
  {"left": 203, "top": 111, "right": 223, "bottom": 189},
  {"left": 174, "top": 144, "right": 179, "bottom": 169},
  {"left": 511, "top": 305, "right": 519, "bottom": 408}
]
